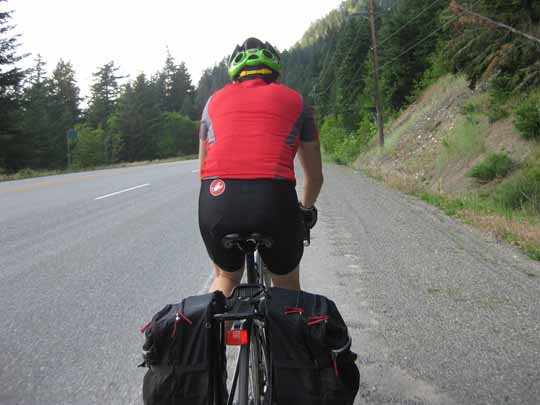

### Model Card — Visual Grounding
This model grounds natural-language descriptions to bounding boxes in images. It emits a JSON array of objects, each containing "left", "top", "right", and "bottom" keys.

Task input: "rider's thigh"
[{"left": 270, "top": 266, "right": 300, "bottom": 290}]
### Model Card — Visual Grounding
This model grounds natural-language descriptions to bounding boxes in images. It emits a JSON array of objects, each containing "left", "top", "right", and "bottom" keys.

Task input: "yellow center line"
[
  {"left": 1, "top": 171, "right": 128, "bottom": 193},
  {"left": 0, "top": 160, "right": 196, "bottom": 194}
]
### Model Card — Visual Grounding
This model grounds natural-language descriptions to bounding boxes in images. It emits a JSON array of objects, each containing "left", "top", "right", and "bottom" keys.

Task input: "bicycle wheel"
[{"left": 249, "top": 321, "right": 270, "bottom": 405}]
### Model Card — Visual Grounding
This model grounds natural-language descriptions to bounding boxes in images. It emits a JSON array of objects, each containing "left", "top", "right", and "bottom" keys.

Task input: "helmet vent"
[
  {"left": 234, "top": 53, "right": 244, "bottom": 63},
  {"left": 248, "top": 55, "right": 258, "bottom": 61}
]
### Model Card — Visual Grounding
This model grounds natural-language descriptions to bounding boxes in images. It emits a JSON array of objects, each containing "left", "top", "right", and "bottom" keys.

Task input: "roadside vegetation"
[
  {"left": 0, "top": 155, "right": 197, "bottom": 183},
  {"left": 296, "top": 0, "right": 540, "bottom": 261}
]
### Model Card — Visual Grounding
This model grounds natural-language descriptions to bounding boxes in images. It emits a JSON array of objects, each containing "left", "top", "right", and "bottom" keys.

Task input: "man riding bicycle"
[{"left": 198, "top": 37, "right": 323, "bottom": 297}]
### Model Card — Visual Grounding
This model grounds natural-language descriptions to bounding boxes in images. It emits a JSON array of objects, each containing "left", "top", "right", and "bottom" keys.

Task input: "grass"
[
  {"left": 417, "top": 190, "right": 540, "bottom": 261},
  {"left": 0, "top": 155, "right": 197, "bottom": 183},
  {"left": 435, "top": 113, "right": 487, "bottom": 172}
]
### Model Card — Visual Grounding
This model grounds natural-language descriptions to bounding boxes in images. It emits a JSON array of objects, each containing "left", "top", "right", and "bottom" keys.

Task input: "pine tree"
[
  {"left": 159, "top": 51, "right": 196, "bottom": 118},
  {"left": 0, "top": 0, "right": 27, "bottom": 172},
  {"left": 112, "top": 73, "right": 161, "bottom": 162},
  {"left": 21, "top": 55, "right": 50, "bottom": 168},
  {"left": 48, "top": 59, "right": 81, "bottom": 168},
  {"left": 195, "top": 59, "right": 228, "bottom": 116},
  {"left": 86, "top": 61, "right": 124, "bottom": 162},
  {"left": 87, "top": 61, "right": 123, "bottom": 129}
]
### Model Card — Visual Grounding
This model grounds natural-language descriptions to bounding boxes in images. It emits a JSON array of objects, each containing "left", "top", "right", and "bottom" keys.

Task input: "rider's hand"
[{"left": 300, "top": 204, "right": 318, "bottom": 229}]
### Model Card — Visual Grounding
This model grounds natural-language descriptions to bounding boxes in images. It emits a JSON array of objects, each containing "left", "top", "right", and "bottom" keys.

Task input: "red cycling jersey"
[{"left": 199, "top": 78, "right": 318, "bottom": 181}]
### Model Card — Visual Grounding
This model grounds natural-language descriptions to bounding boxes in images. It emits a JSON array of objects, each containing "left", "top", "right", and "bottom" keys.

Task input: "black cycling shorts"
[{"left": 198, "top": 179, "right": 304, "bottom": 275}]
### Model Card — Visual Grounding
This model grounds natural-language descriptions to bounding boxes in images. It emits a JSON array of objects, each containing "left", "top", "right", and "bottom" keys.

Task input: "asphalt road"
[{"left": 1, "top": 161, "right": 539, "bottom": 404}]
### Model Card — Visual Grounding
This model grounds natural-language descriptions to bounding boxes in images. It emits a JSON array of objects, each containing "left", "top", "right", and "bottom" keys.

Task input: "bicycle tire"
[
  {"left": 249, "top": 321, "right": 271, "bottom": 405},
  {"left": 234, "top": 322, "right": 271, "bottom": 405}
]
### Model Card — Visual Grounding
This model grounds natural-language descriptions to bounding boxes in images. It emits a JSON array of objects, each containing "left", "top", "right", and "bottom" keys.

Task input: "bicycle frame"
[
  {"left": 215, "top": 227, "right": 309, "bottom": 405},
  {"left": 214, "top": 247, "right": 272, "bottom": 405}
]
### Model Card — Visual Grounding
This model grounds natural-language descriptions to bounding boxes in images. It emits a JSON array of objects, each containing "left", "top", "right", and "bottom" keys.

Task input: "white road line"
[
  {"left": 94, "top": 183, "right": 150, "bottom": 200},
  {"left": 191, "top": 169, "right": 199, "bottom": 173}
]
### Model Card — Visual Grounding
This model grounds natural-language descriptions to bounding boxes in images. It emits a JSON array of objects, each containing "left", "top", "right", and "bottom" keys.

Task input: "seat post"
[{"left": 246, "top": 252, "right": 257, "bottom": 284}]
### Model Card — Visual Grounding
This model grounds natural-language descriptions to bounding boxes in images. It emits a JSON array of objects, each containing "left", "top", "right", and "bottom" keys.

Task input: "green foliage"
[
  {"left": 87, "top": 61, "right": 123, "bottom": 130},
  {"left": 158, "top": 112, "right": 198, "bottom": 158},
  {"left": 0, "top": 0, "right": 28, "bottom": 173},
  {"left": 514, "top": 92, "right": 540, "bottom": 140},
  {"left": 525, "top": 245, "right": 540, "bottom": 261},
  {"left": 378, "top": 0, "right": 447, "bottom": 110},
  {"left": 196, "top": 59, "right": 229, "bottom": 113},
  {"left": 412, "top": 41, "right": 452, "bottom": 97},
  {"left": 320, "top": 115, "right": 367, "bottom": 164},
  {"left": 159, "top": 52, "right": 196, "bottom": 119},
  {"left": 436, "top": 114, "right": 486, "bottom": 170},
  {"left": 487, "top": 102, "right": 510, "bottom": 123},
  {"left": 493, "top": 161, "right": 540, "bottom": 215},
  {"left": 468, "top": 152, "right": 514, "bottom": 182},
  {"left": 418, "top": 192, "right": 464, "bottom": 216},
  {"left": 71, "top": 125, "right": 106, "bottom": 168}
]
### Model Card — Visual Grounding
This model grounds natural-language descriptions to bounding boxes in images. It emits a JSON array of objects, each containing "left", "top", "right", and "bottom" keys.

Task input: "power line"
[
  {"left": 335, "top": 0, "right": 479, "bottom": 97},
  {"left": 378, "top": 0, "right": 445, "bottom": 47},
  {"left": 450, "top": 0, "right": 540, "bottom": 46},
  {"left": 314, "top": 9, "right": 376, "bottom": 99},
  {"left": 376, "top": 2, "right": 482, "bottom": 72}
]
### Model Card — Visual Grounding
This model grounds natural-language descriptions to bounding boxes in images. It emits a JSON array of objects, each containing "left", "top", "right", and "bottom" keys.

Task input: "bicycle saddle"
[{"left": 221, "top": 233, "right": 274, "bottom": 250}]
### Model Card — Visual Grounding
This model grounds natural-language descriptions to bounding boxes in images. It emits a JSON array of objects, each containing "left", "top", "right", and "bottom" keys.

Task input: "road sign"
[{"left": 68, "top": 128, "right": 78, "bottom": 141}]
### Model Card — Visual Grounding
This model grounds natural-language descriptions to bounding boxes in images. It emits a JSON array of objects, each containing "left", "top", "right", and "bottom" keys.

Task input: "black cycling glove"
[{"left": 300, "top": 204, "right": 318, "bottom": 229}]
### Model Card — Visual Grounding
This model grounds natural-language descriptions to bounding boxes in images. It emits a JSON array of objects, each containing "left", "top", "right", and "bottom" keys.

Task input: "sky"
[{"left": 8, "top": 0, "right": 343, "bottom": 99}]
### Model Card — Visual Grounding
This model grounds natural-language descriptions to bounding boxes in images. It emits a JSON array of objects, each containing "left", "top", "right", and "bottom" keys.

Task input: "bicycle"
[{"left": 214, "top": 226, "right": 312, "bottom": 405}]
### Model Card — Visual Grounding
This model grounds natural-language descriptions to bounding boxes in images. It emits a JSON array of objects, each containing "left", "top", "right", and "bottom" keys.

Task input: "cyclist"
[{"left": 198, "top": 37, "right": 323, "bottom": 297}]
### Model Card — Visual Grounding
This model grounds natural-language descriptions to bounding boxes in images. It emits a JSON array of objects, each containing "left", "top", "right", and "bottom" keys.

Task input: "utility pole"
[{"left": 368, "top": 0, "right": 385, "bottom": 147}]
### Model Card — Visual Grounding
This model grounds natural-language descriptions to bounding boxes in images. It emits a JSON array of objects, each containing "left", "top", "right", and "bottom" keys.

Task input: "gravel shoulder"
[{"left": 302, "top": 164, "right": 540, "bottom": 405}]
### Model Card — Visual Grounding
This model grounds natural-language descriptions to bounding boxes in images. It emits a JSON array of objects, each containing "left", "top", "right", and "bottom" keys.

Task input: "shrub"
[
  {"left": 469, "top": 152, "right": 514, "bottom": 182},
  {"left": 320, "top": 115, "right": 348, "bottom": 155},
  {"left": 319, "top": 114, "right": 371, "bottom": 165},
  {"left": 494, "top": 162, "right": 540, "bottom": 214},
  {"left": 487, "top": 102, "right": 509, "bottom": 123},
  {"left": 462, "top": 101, "right": 478, "bottom": 115},
  {"left": 71, "top": 125, "right": 106, "bottom": 168},
  {"left": 514, "top": 92, "right": 540, "bottom": 140}
]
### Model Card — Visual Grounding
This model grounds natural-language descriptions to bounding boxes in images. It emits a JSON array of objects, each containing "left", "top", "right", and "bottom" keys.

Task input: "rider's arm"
[
  {"left": 198, "top": 98, "right": 211, "bottom": 174},
  {"left": 198, "top": 139, "right": 206, "bottom": 173},
  {"left": 298, "top": 140, "right": 323, "bottom": 208},
  {"left": 297, "top": 102, "right": 323, "bottom": 208}
]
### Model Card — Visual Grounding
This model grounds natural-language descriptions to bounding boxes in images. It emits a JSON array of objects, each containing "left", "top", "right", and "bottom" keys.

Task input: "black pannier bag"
[
  {"left": 263, "top": 287, "right": 360, "bottom": 405},
  {"left": 139, "top": 291, "right": 228, "bottom": 405}
]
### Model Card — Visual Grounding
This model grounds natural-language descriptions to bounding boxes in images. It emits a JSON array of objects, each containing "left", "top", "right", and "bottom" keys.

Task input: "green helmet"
[{"left": 227, "top": 37, "right": 282, "bottom": 81}]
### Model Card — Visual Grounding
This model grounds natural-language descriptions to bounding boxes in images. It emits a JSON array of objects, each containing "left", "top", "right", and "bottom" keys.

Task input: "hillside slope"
[{"left": 355, "top": 74, "right": 540, "bottom": 259}]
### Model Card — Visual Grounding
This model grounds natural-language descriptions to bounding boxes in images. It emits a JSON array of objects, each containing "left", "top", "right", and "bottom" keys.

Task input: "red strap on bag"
[
  {"left": 284, "top": 307, "right": 304, "bottom": 315},
  {"left": 140, "top": 320, "right": 152, "bottom": 334},
  {"left": 171, "top": 311, "right": 193, "bottom": 337},
  {"left": 307, "top": 315, "right": 329, "bottom": 326},
  {"left": 333, "top": 358, "right": 340, "bottom": 377}
]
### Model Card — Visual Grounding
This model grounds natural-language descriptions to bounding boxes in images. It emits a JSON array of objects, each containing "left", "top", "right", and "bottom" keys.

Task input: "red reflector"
[{"left": 226, "top": 330, "right": 249, "bottom": 346}]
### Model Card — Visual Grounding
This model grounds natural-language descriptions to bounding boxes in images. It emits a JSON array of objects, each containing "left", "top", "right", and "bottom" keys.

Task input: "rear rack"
[{"left": 213, "top": 283, "right": 266, "bottom": 322}]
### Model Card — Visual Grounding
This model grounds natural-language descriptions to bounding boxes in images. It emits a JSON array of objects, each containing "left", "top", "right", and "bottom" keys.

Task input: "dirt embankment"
[
  {"left": 355, "top": 74, "right": 540, "bottom": 258},
  {"left": 356, "top": 75, "right": 535, "bottom": 197}
]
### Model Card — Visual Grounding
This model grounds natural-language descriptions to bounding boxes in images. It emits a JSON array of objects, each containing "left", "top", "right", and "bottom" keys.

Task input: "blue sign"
[{"left": 68, "top": 128, "right": 78, "bottom": 141}]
